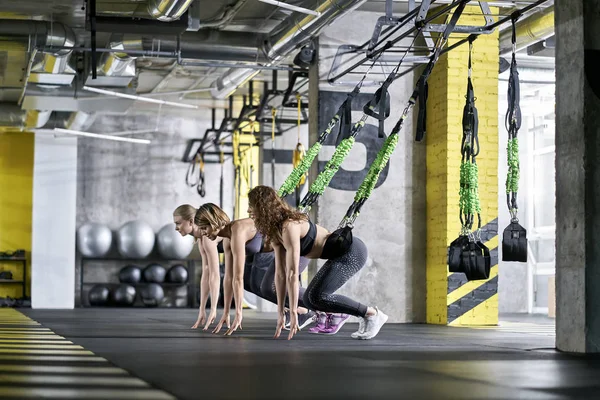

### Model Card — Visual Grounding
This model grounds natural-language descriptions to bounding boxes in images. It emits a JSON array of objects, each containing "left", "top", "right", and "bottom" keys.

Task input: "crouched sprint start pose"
[{"left": 247, "top": 185, "right": 388, "bottom": 340}]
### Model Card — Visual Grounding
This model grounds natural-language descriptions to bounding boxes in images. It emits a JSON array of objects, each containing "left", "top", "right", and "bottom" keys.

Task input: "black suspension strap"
[
  {"left": 185, "top": 152, "right": 206, "bottom": 197},
  {"left": 339, "top": 0, "right": 469, "bottom": 229},
  {"left": 312, "top": 1, "right": 469, "bottom": 261},
  {"left": 502, "top": 15, "right": 528, "bottom": 262},
  {"left": 447, "top": 35, "right": 491, "bottom": 281}
]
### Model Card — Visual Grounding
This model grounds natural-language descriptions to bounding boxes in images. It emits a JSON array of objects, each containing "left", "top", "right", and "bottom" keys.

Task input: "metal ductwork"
[
  {"left": 121, "top": 30, "right": 265, "bottom": 63},
  {"left": 0, "top": 105, "right": 52, "bottom": 130},
  {"left": 147, "top": 0, "right": 195, "bottom": 22},
  {"left": 0, "top": 20, "right": 77, "bottom": 87},
  {"left": 210, "top": 0, "right": 368, "bottom": 99},
  {"left": 499, "top": 5, "right": 554, "bottom": 55},
  {"left": 85, "top": 37, "right": 138, "bottom": 88}
]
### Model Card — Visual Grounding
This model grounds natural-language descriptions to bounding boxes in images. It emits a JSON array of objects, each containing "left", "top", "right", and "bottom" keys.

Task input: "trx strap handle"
[
  {"left": 279, "top": 23, "right": 418, "bottom": 199},
  {"left": 339, "top": 0, "right": 469, "bottom": 228},
  {"left": 415, "top": 81, "right": 428, "bottom": 142},
  {"left": 298, "top": 29, "right": 422, "bottom": 212},
  {"left": 363, "top": 75, "right": 392, "bottom": 138},
  {"left": 185, "top": 152, "right": 206, "bottom": 197},
  {"left": 447, "top": 36, "right": 490, "bottom": 281},
  {"left": 502, "top": 15, "right": 528, "bottom": 263}
]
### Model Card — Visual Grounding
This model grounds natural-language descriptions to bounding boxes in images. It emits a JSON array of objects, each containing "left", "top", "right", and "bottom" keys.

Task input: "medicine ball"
[
  {"left": 119, "top": 265, "right": 142, "bottom": 284},
  {"left": 88, "top": 284, "right": 110, "bottom": 306},
  {"left": 143, "top": 263, "right": 167, "bottom": 283},
  {"left": 77, "top": 223, "right": 113, "bottom": 258},
  {"left": 111, "top": 284, "right": 136, "bottom": 306},
  {"left": 166, "top": 264, "right": 188, "bottom": 283},
  {"left": 139, "top": 283, "right": 164, "bottom": 307},
  {"left": 116, "top": 220, "right": 155, "bottom": 259}
]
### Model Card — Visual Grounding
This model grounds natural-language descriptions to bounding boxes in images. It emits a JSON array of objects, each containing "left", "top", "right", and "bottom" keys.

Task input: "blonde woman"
[
  {"left": 194, "top": 203, "right": 315, "bottom": 336},
  {"left": 173, "top": 204, "right": 227, "bottom": 331}
]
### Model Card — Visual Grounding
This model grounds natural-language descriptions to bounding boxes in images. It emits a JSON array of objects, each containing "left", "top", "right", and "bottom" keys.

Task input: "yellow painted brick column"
[{"left": 426, "top": 6, "right": 499, "bottom": 326}]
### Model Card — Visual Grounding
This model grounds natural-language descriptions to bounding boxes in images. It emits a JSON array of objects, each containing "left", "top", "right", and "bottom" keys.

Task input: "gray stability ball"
[
  {"left": 156, "top": 223, "right": 194, "bottom": 259},
  {"left": 117, "top": 220, "right": 155, "bottom": 259},
  {"left": 77, "top": 223, "right": 113, "bottom": 258}
]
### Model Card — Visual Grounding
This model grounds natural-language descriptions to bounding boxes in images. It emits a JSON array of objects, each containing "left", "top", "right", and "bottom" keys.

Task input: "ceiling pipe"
[
  {"left": 121, "top": 30, "right": 268, "bottom": 63},
  {"left": 498, "top": 5, "right": 554, "bottom": 55},
  {"left": 146, "top": 0, "right": 195, "bottom": 22},
  {"left": 209, "top": 0, "right": 368, "bottom": 99}
]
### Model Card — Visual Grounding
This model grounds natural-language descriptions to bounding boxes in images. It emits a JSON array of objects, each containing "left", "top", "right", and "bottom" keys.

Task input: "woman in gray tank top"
[{"left": 195, "top": 203, "right": 315, "bottom": 336}]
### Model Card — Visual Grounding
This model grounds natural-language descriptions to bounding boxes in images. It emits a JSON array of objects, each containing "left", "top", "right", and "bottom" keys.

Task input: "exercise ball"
[
  {"left": 116, "top": 220, "right": 155, "bottom": 258},
  {"left": 143, "top": 263, "right": 167, "bottom": 283},
  {"left": 166, "top": 264, "right": 188, "bottom": 283},
  {"left": 119, "top": 265, "right": 142, "bottom": 284},
  {"left": 88, "top": 284, "right": 110, "bottom": 306},
  {"left": 156, "top": 223, "right": 194, "bottom": 259},
  {"left": 77, "top": 223, "right": 112, "bottom": 258},
  {"left": 139, "top": 283, "right": 164, "bottom": 307},
  {"left": 111, "top": 284, "right": 136, "bottom": 306}
]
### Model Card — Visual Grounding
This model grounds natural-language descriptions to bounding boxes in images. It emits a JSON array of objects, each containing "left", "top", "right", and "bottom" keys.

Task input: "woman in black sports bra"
[
  {"left": 194, "top": 203, "right": 316, "bottom": 336},
  {"left": 248, "top": 185, "right": 388, "bottom": 341}
]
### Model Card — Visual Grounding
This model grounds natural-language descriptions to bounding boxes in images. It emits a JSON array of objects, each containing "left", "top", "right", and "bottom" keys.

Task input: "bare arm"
[
  {"left": 281, "top": 222, "right": 302, "bottom": 316},
  {"left": 222, "top": 238, "right": 233, "bottom": 314},
  {"left": 213, "top": 238, "right": 233, "bottom": 334},
  {"left": 202, "top": 237, "right": 221, "bottom": 327},
  {"left": 273, "top": 242, "right": 287, "bottom": 317},
  {"left": 197, "top": 241, "right": 209, "bottom": 318},
  {"left": 229, "top": 230, "right": 247, "bottom": 316}
]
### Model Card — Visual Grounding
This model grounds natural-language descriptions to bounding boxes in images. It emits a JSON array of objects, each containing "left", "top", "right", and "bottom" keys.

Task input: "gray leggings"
[
  {"left": 303, "top": 237, "right": 369, "bottom": 317},
  {"left": 259, "top": 254, "right": 309, "bottom": 309}
]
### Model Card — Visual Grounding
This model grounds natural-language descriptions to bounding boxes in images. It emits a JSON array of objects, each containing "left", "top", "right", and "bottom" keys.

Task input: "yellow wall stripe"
[
  {"left": 447, "top": 265, "right": 499, "bottom": 305},
  {"left": 449, "top": 294, "right": 499, "bottom": 326}
]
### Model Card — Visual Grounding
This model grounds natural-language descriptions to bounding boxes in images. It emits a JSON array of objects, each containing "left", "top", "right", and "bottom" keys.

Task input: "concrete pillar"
[
  {"left": 31, "top": 135, "right": 78, "bottom": 309},
  {"left": 426, "top": 6, "right": 499, "bottom": 325},
  {"left": 555, "top": 0, "right": 600, "bottom": 353}
]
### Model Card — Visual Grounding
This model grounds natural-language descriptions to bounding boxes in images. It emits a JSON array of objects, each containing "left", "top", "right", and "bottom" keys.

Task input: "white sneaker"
[
  {"left": 351, "top": 317, "right": 366, "bottom": 339},
  {"left": 357, "top": 307, "right": 388, "bottom": 340}
]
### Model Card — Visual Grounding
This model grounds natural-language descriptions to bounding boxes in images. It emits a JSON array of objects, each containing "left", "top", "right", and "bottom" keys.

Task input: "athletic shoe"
[
  {"left": 351, "top": 317, "right": 366, "bottom": 339},
  {"left": 356, "top": 307, "right": 388, "bottom": 340},
  {"left": 319, "top": 313, "right": 350, "bottom": 335},
  {"left": 298, "top": 311, "right": 317, "bottom": 330},
  {"left": 284, "top": 310, "right": 317, "bottom": 331},
  {"left": 308, "top": 312, "right": 329, "bottom": 334}
]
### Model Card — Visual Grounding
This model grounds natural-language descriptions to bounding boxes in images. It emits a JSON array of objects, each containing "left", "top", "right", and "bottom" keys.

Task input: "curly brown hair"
[{"left": 248, "top": 185, "right": 307, "bottom": 243}]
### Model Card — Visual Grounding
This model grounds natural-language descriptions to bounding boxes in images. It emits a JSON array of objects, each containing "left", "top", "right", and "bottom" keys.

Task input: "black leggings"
[
  {"left": 303, "top": 237, "right": 369, "bottom": 317},
  {"left": 259, "top": 255, "right": 309, "bottom": 309}
]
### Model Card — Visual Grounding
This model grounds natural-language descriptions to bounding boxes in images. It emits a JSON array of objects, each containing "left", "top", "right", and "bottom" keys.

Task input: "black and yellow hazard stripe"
[
  {"left": 447, "top": 218, "right": 499, "bottom": 326},
  {"left": 0, "top": 308, "right": 175, "bottom": 399}
]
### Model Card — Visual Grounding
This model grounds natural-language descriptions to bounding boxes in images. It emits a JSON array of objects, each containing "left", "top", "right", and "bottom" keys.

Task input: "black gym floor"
[{"left": 15, "top": 309, "right": 600, "bottom": 400}]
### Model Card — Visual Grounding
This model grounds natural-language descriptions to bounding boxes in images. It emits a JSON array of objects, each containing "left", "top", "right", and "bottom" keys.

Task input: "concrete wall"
[
  {"left": 314, "top": 10, "right": 426, "bottom": 323},
  {"left": 31, "top": 135, "right": 77, "bottom": 309},
  {"left": 75, "top": 110, "right": 235, "bottom": 306}
]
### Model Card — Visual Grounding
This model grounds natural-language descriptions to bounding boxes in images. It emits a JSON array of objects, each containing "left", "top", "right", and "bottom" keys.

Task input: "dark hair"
[{"left": 248, "top": 185, "right": 307, "bottom": 243}]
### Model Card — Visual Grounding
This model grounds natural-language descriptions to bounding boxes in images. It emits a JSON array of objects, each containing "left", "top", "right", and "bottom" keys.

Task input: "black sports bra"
[{"left": 299, "top": 220, "right": 317, "bottom": 256}]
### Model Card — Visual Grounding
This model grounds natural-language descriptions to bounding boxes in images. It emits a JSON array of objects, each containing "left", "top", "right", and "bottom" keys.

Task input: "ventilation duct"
[
  {"left": 0, "top": 105, "right": 52, "bottom": 130},
  {"left": 210, "top": 0, "right": 368, "bottom": 99},
  {"left": 120, "top": 30, "right": 266, "bottom": 63},
  {"left": 498, "top": 5, "right": 554, "bottom": 55},
  {"left": 0, "top": 20, "right": 77, "bottom": 87},
  {"left": 147, "top": 0, "right": 195, "bottom": 21},
  {"left": 85, "top": 37, "right": 138, "bottom": 88}
]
